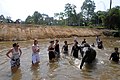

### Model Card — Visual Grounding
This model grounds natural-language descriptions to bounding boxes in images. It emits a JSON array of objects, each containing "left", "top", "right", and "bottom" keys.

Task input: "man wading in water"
[{"left": 109, "top": 47, "right": 119, "bottom": 63}]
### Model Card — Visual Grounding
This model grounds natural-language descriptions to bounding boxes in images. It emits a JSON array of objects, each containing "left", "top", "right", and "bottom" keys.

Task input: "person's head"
[
  {"left": 97, "top": 35, "right": 99, "bottom": 38},
  {"left": 114, "top": 47, "right": 118, "bottom": 52},
  {"left": 55, "top": 40, "right": 59, "bottom": 44},
  {"left": 34, "top": 39, "right": 38, "bottom": 45},
  {"left": 50, "top": 40, "right": 54, "bottom": 45},
  {"left": 74, "top": 39, "right": 78, "bottom": 43},
  {"left": 64, "top": 41, "right": 67, "bottom": 45},
  {"left": 84, "top": 39, "right": 86, "bottom": 41},
  {"left": 75, "top": 42, "right": 78, "bottom": 46},
  {"left": 13, "top": 43, "right": 19, "bottom": 48}
]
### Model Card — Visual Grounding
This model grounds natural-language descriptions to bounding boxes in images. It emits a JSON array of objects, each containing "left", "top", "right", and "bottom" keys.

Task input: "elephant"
[{"left": 80, "top": 43, "right": 96, "bottom": 69}]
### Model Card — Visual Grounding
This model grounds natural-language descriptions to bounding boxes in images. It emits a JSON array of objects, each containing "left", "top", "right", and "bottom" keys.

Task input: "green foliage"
[
  {"left": 90, "top": 11, "right": 106, "bottom": 26},
  {"left": 64, "top": 3, "right": 78, "bottom": 26},
  {"left": 81, "top": 0, "right": 96, "bottom": 22},
  {"left": 33, "top": 11, "right": 43, "bottom": 24},
  {"left": 25, "top": 11, "right": 54, "bottom": 25},
  {"left": 25, "top": 16, "right": 34, "bottom": 24},
  {"left": 104, "top": 6, "right": 120, "bottom": 29}
]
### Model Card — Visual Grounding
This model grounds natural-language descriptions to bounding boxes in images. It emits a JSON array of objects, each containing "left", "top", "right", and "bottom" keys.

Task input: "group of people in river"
[{"left": 6, "top": 36, "right": 119, "bottom": 72}]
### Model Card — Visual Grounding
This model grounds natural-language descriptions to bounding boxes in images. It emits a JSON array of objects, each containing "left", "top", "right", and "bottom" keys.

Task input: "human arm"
[
  {"left": 6, "top": 49, "right": 13, "bottom": 59},
  {"left": 19, "top": 48, "right": 22, "bottom": 57},
  {"left": 36, "top": 46, "right": 40, "bottom": 52},
  {"left": 71, "top": 46, "right": 74, "bottom": 56},
  {"left": 61, "top": 46, "right": 64, "bottom": 53},
  {"left": 32, "top": 46, "right": 40, "bottom": 53},
  {"left": 109, "top": 53, "right": 112, "bottom": 60}
]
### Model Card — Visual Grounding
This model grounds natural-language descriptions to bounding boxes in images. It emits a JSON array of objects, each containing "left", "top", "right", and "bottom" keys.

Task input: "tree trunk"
[{"left": 110, "top": 0, "right": 112, "bottom": 10}]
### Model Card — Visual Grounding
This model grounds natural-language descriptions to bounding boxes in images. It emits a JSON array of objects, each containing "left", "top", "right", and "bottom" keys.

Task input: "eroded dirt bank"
[{"left": 0, "top": 24, "right": 102, "bottom": 41}]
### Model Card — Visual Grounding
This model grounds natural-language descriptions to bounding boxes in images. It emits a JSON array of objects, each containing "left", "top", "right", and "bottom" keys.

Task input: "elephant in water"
[{"left": 80, "top": 43, "right": 96, "bottom": 69}]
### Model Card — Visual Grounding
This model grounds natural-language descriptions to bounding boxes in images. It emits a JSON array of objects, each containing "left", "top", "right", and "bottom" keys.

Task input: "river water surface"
[{"left": 0, "top": 37, "right": 120, "bottom": 80}]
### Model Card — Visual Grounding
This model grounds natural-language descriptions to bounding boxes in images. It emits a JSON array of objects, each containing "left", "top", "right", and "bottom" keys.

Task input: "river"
[{"left": 0, "top": 37, "right": 120, "bottom": 80}]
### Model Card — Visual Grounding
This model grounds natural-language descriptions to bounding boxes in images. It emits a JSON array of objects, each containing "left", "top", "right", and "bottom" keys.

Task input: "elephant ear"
[{"left": 83, "top": 47, "right": 88, "bottom": 53}]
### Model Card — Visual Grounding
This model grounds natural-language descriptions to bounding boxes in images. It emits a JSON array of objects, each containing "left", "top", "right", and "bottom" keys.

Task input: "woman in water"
[
  {"left": 32, "top": 39, "right": 40, "bottom": 65},
  {"left": 71, "top": 42, "right": 79, "bottom": 58},
  {"left": 6, "top": 43, "right": 22, "bottom": 72},
  {"left": 62, "top": 41, "right": 73, "bottom": 56},
  {"left": 48, "top": 41, "right": 55, "bottom": 62},
  {"left": 54, "top": 40, "right": 60, "bottom": 58}
]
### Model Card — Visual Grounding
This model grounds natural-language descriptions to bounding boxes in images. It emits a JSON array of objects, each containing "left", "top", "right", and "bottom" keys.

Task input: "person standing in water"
[
  {"left": 91, "top": 43, "right": 95, "bottom": 47},
  {"left": 109, "top": 47, "right": 119, "bottom": 63},
  {"left": 96, "top": 36, "right": 100, "bottom": 45},
  {"left": 6, "top": 43, "right": 22, "bottom": 72},
  {"left": 54, "top": 40, "right": 60, "bottom": 58},
  {"left": 71, "top": 42, "right": 79, "bottom": 58},
  {"left": 81, "top": 39, "right": 86, "bottom": 45},
  {"left": 62, "top": 41, "right": 73, "bottom": 56},
  {"left": 97, "top": 41, "right": 104, "bottom": 49},
  {"left": 32, "top": 39, "right": 40, "bottom": 65},
  {"left": 48, "top": 41, "right": 55, "bottom": 62}
]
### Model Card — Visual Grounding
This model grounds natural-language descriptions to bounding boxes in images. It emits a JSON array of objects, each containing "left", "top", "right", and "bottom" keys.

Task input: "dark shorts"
[
  {"left": 63, "top": 51, "right": 68, "bottom": 55},
  {"left": 49, "top": 51, "right": 55, "bottom": 60},
  {"left": 11, "top": 58, "right": 20, "bottom": 67}
]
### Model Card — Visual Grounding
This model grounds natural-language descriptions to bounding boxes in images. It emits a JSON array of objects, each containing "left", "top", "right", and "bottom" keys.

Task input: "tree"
[
  {"left": 91, "top": 11, "right": 106, "bottom": 26},
  {"left": 54, "top": 12, "right": 65, "bottom": 20},
  {"left": 104, "top": 6, "right": 120, "bottom": 29},
  {"left": 32, "top": 11, "right": 43, "bottom": 24},
  {"left": 54, "top": 12, "right": 65, "bottom": 25},
  {"left": 81, "top": 0, "right": 96, "bottom": 24},
  {"left": 0, "top": 15, "right": 5, "bottom": 22},
  {"left": 25, "top": 15, "right": 34, "bottom": 24},
  {"left": 64, "top": 3, "right": 78, "bottom": 26},
  {"left": 15, "top": 19, "right": 22, "bottom": 24},
  {"left": 6, "top": 16, "right": 13, "bottom": 23},
  {"left": 110, "top": 0, "right": 112, "bottom": 10},
  {"left": 77, "top": 12, "right": 84, "bottom": 26}
]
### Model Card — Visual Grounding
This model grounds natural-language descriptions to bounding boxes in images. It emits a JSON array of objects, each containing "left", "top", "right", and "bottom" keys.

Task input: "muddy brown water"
[{"left": 0, "top": 37, "right": 120, "bottom": 80}]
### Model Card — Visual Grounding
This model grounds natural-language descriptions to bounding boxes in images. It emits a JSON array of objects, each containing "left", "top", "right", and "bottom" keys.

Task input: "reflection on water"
[
  {"left": 0, "top": 37, "right": 120, "bottom": 80},
  {"left": 31, "top": 64, "right": 41, "bottom": 80},
  {"left": 12, "top": 68, "right": 22, "bottom": 80}
]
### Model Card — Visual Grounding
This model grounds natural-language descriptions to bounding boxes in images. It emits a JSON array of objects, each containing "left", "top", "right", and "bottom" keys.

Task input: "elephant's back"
[{"left": 85, "top": 48, "right": 96, "bottom": 63}]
